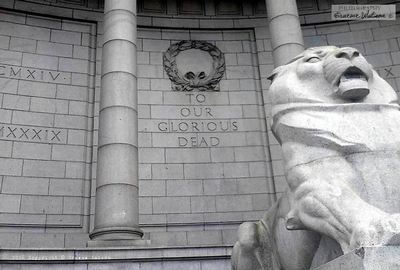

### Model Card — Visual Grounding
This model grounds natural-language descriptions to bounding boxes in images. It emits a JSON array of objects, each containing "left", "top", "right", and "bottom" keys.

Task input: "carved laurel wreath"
[{"left": 163, "top": 40, "right": 226, "bottom": 91}]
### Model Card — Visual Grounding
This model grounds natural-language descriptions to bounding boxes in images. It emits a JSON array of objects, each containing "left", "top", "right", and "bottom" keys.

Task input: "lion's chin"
[{"left": 337, "top": 68, "right": 370, "bottom": 100}]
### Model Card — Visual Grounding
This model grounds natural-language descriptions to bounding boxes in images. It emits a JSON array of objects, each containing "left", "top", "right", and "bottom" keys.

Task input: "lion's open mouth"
[{"left": 337, "top": 67, "right": 369, "bottom": 100}]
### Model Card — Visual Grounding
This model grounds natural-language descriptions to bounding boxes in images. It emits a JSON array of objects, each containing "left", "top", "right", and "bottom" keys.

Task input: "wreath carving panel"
[{"left": 163, "top": 40, "right": 226, "bottom": 91}]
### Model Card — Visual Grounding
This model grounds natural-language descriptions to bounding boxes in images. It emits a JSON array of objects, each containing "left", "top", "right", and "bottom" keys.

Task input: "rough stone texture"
[
  {"left": 233, "top": 46, "right": 400, "bottom": 269},
  {"left": 0, "top": 9, "right": 95, "bottom": 245},
  {"left": 0, "top": 0, "right": 399, "bottom": 253},
  {"left": 317, "top": 246, "right": 400, "bottom": 270}
]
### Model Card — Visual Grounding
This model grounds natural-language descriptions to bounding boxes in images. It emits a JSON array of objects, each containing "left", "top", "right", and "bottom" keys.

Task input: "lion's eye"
[{"left": 306, "top": 57, "right": 320, "bottom": 63}]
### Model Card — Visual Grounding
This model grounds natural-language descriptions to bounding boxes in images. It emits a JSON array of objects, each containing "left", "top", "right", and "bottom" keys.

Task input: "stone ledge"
[
  {"left": 317, "top": 246, "right": 400, "bottom": 269},
  {"left": 0, "top": 245, "right": 233, "bottom": 263}
]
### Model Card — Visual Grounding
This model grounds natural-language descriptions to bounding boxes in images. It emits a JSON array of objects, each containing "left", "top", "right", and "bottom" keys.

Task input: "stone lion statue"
[{"left": 231, "top": 46, "right": 400, "bottom": 269}]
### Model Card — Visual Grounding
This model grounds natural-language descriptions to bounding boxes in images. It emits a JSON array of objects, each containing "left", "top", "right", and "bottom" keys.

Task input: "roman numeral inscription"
[
  {"left": 0, "top": 125, "right": 66, "bottom": 143},
  {"left": 0, "top": 64, "right": 70, "bottom": 84}
]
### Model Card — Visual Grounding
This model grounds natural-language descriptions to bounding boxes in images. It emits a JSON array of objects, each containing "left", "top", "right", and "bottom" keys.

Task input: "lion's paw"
[{"left": 350, "top": 214, "right": 400, "bottom": 250}]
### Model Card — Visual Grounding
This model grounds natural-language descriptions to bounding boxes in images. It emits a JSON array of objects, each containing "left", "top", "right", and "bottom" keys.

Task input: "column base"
[
  {"left": 88, "top": 226, "right": 150, "bottom": 247},
  {"left": 316, "top": 246, "right": 400, "bottom": 269}
]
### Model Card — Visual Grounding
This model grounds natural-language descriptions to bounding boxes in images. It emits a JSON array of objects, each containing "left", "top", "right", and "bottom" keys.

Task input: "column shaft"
[
  {"left": 89, "top": 0, "right": 143, "bottom": 243},
  {"left": 266, "top": 0, "right": 305, "bottom": 67}
]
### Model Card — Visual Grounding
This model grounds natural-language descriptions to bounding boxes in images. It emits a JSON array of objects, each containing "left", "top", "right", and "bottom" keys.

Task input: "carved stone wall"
[{"left": 0, "top": 10, "right": 95, "bottom": 247}]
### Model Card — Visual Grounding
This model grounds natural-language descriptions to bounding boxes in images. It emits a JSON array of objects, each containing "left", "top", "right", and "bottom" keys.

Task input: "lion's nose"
[{"left": 335, "top": 48, "right": 360, "bottom": 60}]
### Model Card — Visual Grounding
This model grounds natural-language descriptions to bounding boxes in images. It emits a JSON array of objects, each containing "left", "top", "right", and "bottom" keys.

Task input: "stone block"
[
  {"left": 210, "top": 148, "right": 235, "bottom": 162},
  {"left": 229, "top": 91, "right": 257, "bottom": 105},
  {"left": 216, "top": 195, "right": 253, "bottom": 212},
  {"left": 204, "top": 179, "right": 237, "bottom": 195},
  {"left": 304, "top": 35, "right": 328, "bottom": 48},
  {"left": 138, "top": 132, "right": 151, "bottom": 147},
  {"left": 249, "top": 161, "right": 270, "bottom": 178},
  {"left": 0, "top": 232, "right": 21, "bottom": 248},
  {"left": 137, "top": 64, "right": 164, "bottom": 78},
  {"left": 69, "top": 100, "right": 87, "bottom": 116},
  {"left": 205, "top": 212, "right": 242, "bottom": 223},
  {"left": 57, "top": 85, "right": 88, "bottom": 101},
  {"left": 225, "top": 53, "right": 238, "bottom": 66},
  {"left": 20, "top": 233, "right": 64, "bottom": 248},
  {"left": 52, "top": 145, "right": 85, "bottom": 162},
  {"left": 59, "top": 58, "right": 88, "bottom": 73},
  {"left": 150, "top": 79, "right": 172, "bottom": 91},
  {"left": 65, "top": 233, "right": 90, "bottom": 248},
  {"left": 316, "top": 23, "right": 350, "bottom": 35},
  {"left": 166, "top": 148, "right": 210, "bottom": 163},
  {"left": 19, "top": 80, "right": 56, "bottom": 98},
  {"left": 0, "top": 49, "right": 22, "bottom": 66},
  {"left": 245, "top": 131, "right": 264, "bottom": 145},
  {"left": 226, "top": 66, "right": 254, "bottom": 79},
  {"left": 184, "top": 163, "right": 224, "bottom": 179},
  {"left": 327, "top": 29, "right": 373, "bottom": 46},
  {"left": 138, "top": 90, "right": 163, "bottom": 104},
  {"left": 237, "top": 178, "right": 268, "bottom": 194},
  {"left": 152, "top": 164, "right": 183, "bottom": 179},
  {"left": 37, "top": 41, "right": 73, "bottom": 57},
  {"left": 11, "top": 111, "right": 53, "bottom": 127},
  {"left": 12, "top": 142, "right": 51, "bottom": 160},
  {"left": 139, "top": 180, "right": 166, "bottom": 197},
  {"left": 138, "top": 29, "right": 162, "bottom": 39},
  {"left": 392, "top": 51, "right": 400, "bottom": 65},
  {"left": 23, "top": 160, "right": 65, "bottom": 178},
  {"left": 66, "top": 130, "right": 86, "bottom": 146},
  {"left": 0, "top": 35, "right": 10, "bottom": 50},
  {"left": 187, "top": 230, "right": 222, "bottom": 246},
  {"left": 46, "top": 214, "right": 81, "bottom": 226},
  {"left": 0, "top": 141, "right": 12, "bottom": 158},
  {"left": 223, "top": 162, "right": 250, "bottom": 178},
  {"left": 3, "top": 176, "right": 48, "bottom": 196},
  {"left": 51, "top": 29, "right": 81, "bottom": 45},
  {"left": 191, "top": 196, "right": 216, "bottom": 213},
  {"left": 10, "top": 37, "right": 36, "bottom": 53},
  {"left": 372, "top": 25, "right": 400, "bottom": 40},
  {"left": 63, "top": 197, "right": 83, "bottom": 214},
  {"left": 0, "top": 157, "right": 23, "bottom": 176},
  {"left": 365, "top": 53, "right": 393, "bottom": 68},
  {"left": 2, "top": 94, "right": 30, "bottom": 111},
  {"left": 139, "top": 148, "right": 165, "bottom": 163},
  {"left": 349, "top": 21, "right": 380, "bottom": 31},
  {"left": 252, "top": 194, "right": 271, "bottom": 211},
  {"left": 161, "top": 30, "right": 190, "bottom": 41},
  {"left": 139, "top": 197, "right": 152, "bottom": 214},
  {"left": 166, "top": 180, "right": 203, "bottom": 196},
  {"left": 30, "top": 97, "right": 68, "bottom": 114},
  {"left": 139, "top": 163, "right": 151, "bottom": 179},
  {"left": 22, "top": 53, "right": 58, "bottom": 70},
  {"left": 271, "top": 160, "right": 285, "bottom": 176},
  {"left": 0, "top": 194, "right": 21, "bottom": 213},
  {"left": 0, "top": 21, "right": 51, "bottom": 41},
  {"left": 365, "top": 39, "right": 399, "bottom": 55},
  {"left": 20, "top": 195, "right": 63, "bottom": 214},
  {"left": 150, "top": 52, "right": 162, "bottom": 65},
  {"left": 235, "top": 146, "right": 265, "bottom": 162},
  {"left": 0, "top": 79, "right": 18, "bottom": 95},
  {"left": 49, "top": 179, "right": 82, "bottom": 197},
  {"left": 149, "top": 231, "right": 188, "bottom": 246},
  {"left": 142, "top": 39, "right": 170, "bottom": 52},
  {"left": 73, "top": 45, "right": 90, "bottom": 60},
  {"left": 167, "top": 213, "right": 204, "bottom": 224},
  {"left": 222, "top": 229, "right": 238, "bottom": 245},
  {"left": 153, "top": 197, "right": 191, "bottom": 214},
  {"left": 54, "top": 115, "right": 87, "bottom": 129},
  {"left": 65, "top": 162, "right": 85, "bottom": 179},
  {"left": 26, "top": 15, "right": 62, "bottom": 29},
  {"left": 137, "top": 51, "right": 149, "bottom": 64}
]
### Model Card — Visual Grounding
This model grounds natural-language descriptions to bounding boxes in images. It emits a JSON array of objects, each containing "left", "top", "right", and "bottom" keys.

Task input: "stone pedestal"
[{"left": 316, "top": 246, "right": 400, "bottom": 269}]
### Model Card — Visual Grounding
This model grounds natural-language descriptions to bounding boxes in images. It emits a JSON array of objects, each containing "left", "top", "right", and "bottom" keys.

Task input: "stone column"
[
  {"left": 89, "top": 0, "right": 143, "bottom": 246},
  {"left": 266, "top": 0, "right": 305, "bottom": 67}
]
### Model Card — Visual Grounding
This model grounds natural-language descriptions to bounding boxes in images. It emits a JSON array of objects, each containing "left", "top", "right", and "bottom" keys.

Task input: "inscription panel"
[{"left": 0, "top": 11, "right": 94, "bottom": 229}]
